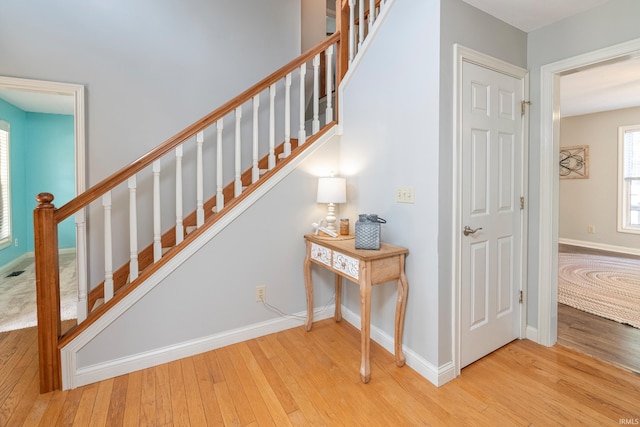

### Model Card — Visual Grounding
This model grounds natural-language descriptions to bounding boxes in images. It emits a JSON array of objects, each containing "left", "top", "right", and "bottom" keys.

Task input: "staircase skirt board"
[{"left": 60, "top": 125, "right": 338, "bottom": 390}]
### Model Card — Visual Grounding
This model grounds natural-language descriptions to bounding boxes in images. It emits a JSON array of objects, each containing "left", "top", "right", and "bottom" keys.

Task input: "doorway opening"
[
  {"left": 0, "top": 76, "right": 86, "bottom": 332},
  {"left": 538, "top": 39, "right": 640, "bottom": 349}
]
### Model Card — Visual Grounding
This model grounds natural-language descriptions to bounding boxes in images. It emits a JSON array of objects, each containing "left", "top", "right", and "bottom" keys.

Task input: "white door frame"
[
  {"left": 0, "top": 76, "right": 86, "bottom": 195},
  {"left": 537, "top": 38, "right": 640, "bottom": 346},
  {"left": 452, "top": 44, "right": 529, "bottom": 376},
  {"left": 0, "top": 76, "right": 87, "bottom": 320}
]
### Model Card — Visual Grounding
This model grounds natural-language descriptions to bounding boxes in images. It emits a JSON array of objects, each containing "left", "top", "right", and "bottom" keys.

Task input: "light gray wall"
[
  {"left": 438, "top": 0, "right": 526, "bottom": 364},
  {"left": 0, "top": 0, "right": 302, "bottom": 284},
  {"left": 527, "top": 0, "right": 640, "bottom": 326},
  {"left": 559, "top": 107, "right": 640, "bottom": 250},
  {"left": 338, "top": 0, "right": 441, "bottom": 365},
  {"left": 0, "top": 0, "right": 301, "bottom": 185}
]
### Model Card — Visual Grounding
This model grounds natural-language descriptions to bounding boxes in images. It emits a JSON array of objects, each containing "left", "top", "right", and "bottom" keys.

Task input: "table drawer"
[
  {"left": 333, "top": 251, "right": 359, "bottom": 279},
  {"left": 310, "top": 243, "right": 332, "bottom": 266}
]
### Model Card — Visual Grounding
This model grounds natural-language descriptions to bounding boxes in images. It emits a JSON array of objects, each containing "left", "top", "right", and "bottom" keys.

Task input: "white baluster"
[
  {"left": 325, "top": 45, "right": 334, "bottom": 124},
  {"left": 369, "top": 0, "right": 375, "bottom": 31},
  {"left": 268, "top": 83, "right": 276, "bottom": 169},
  {"left": 175, "top": 144, "right": 184, "bottom": 245},
  {"left": 252, "top": 95, "right": 260, "bottom": 183},
  {"left": 359, "top": 0, "right": 365, "bottom": 48},
  {"left": 234, "top": 106, "right": 242, "bottom": 197},
  {"left": 216, "top": 119, "right": 224, "bottom": 213},
  {"left": 312, "top": 54, "right": 320, "bottom": 134},
  {"left": 103, "top": 191, "right": 114, "bottom": 301},
  {"left": 349, "top": 0, "right": 356, "bottom": 63},
  {"left": 153, "top": 160, "right": 162, "bottom": 262},
  {"left": 196, "top": 131, "right": 204, "bottom": 227},
  {"left": 128, "top": 176, "right": 138, "bottom": 282},
  {"left": 75, "top": 209, "right": 88, "bottom": 322},
  {"left": 299, "top": 63, "right": 307, "bottom": 145},
  {"left": 284, "top": 73, "right": 292, "bottom": 157}
]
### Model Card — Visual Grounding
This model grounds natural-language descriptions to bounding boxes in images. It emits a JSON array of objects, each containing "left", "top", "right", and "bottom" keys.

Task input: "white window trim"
[
  {"left": 0, "top": 120, "right": 11, "bottom": 250},
  {"left": 617, "top": 124, "right": 640, "bottom": 234}
]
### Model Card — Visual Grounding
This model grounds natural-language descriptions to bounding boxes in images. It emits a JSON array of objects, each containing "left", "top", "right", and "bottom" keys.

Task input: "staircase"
[{"left": 34, "top": 0, "right": 390, "bottom": 393}]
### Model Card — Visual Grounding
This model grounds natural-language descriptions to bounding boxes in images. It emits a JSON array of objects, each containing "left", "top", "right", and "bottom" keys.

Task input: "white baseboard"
[
  {"left": 0, "top": 248, "right": 75, "bottom": 277},
  {"left": 558, "top": 238, "right": 640, "bottom": 256},
  {"left": 66, "top": 305, "right": 335, "bottom": 390},
  {"left": 0, "top": 253, "right": 31, "bottom": 277},
  {"left": 526, "top": 325, "right": 538, "bottom": 342},
  {"left": 340, "top": 306, "right": 453, "bottom": 387},
  {"left": 65, "top": 302, "right": 455, "bottom": 389}
]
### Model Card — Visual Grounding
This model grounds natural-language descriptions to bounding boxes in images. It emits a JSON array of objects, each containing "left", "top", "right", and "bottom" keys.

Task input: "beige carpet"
[
  {"left": 0, "top": 253, "right": 77, "bottom": 333},
  {"left": 558, "top": 252, "right": 640, "bottom": 329}
]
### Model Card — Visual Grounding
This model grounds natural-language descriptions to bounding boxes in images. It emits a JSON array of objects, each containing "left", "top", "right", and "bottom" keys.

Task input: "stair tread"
[{"left": 91, "top": 298, "right": 104, "bottom": 312}]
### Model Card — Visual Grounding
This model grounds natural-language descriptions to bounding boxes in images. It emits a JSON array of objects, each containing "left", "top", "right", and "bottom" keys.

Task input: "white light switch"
[{"left": 396, "top": 187, "right": 415, "bottom": 204}]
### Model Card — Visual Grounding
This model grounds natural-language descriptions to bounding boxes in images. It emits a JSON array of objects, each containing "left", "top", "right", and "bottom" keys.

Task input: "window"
[
  {"left": 0, "top": 120, "right": 10, "bottom": 249},
  {"left": 618, "top": 124, "right": 640, "bottom": 234}
]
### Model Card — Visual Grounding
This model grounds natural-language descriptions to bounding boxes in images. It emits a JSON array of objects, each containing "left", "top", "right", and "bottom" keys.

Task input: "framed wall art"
[{"left": 559, "top": 145, "right": 589, "bottom": 179}]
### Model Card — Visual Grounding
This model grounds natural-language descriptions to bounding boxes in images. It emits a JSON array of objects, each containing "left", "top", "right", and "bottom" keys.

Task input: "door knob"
[{"left": 463, "top": 225, "right": 483, "bottom": 236}]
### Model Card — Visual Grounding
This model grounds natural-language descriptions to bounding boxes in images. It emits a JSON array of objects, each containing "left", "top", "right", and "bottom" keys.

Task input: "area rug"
[
  {"left": 0, "top": 253, "right": 77, "bottom": 333},
  {"left": 558, "top": 252, "right": 640, "bottom": 329}
]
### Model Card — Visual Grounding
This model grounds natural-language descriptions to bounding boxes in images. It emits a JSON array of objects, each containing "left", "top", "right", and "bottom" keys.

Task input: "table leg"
[
  {"left": 394, "top": 255, "right": 408, "bottom": 367},
  {"left": 335, "top": 274, "right": 342, "bottom": 322},
  {"left": 304, "top": 241, "right": 314, "bottom": 332},
  {"left": 360, "top": 265, "right": 371, "bottom": 383}
]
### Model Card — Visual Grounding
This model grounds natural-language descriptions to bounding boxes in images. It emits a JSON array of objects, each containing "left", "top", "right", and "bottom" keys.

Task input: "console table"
[{"left": 303, "top": 234, "right": 409, "bottom": 383}]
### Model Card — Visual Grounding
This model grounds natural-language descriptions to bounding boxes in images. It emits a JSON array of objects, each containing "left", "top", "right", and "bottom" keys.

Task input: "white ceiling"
[
  {"left": 2, "top": 0, "right": 638, "bottom": 118},
  {"left": 0, "top": 88, "right": 74, "bottom": 115},
  {"left": 560, "top": 56, "right": 640, "bottom": 117},
  {"left": 461, "top": 0, "right": 613, "bottom": 33},
  {"left": 463, "top": 0, "right": 640, "bottom": 117}
]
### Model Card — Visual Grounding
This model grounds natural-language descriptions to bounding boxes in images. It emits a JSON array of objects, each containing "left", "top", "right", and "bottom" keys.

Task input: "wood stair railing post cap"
[{"left": 36, "top": 192, "right": 55, "bottom": 209}]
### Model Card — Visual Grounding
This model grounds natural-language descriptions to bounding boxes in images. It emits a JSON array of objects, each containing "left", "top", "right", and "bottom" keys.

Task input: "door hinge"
[
  {"left": 519, "top": 290, "right": 523, "bottom": 304},
  {"left": 521, "top": 100, "right": 531, "bottom": 115},
  {"left": 520, "top": 196, "right": 525, "bottom": 210}
]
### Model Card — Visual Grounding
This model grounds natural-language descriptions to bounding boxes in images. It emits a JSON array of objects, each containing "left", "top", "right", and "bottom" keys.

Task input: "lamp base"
[{"left": 325, "top": 203, "right": 337, "bottom": 232}]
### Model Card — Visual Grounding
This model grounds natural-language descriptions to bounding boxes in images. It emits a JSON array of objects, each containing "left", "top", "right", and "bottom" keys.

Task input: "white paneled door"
[{"left": 460, "top": 60, "right": 524, "bottom": 368}]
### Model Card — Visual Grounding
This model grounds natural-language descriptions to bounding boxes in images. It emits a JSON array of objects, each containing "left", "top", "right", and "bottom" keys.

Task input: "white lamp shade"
[{"left": 316, "top": 177, "right": 346, "bottom": 204}]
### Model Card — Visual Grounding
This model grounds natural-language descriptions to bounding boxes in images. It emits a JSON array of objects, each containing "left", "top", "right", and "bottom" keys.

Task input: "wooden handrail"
[{"left": 54, "top": 32, "right": 340, "bottom": 224}]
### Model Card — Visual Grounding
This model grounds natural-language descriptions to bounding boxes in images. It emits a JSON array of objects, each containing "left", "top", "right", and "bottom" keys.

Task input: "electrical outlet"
[
  {"left": 396, "top": 186, "right": 415, "bottom": 204},
  {"left": 14, "top": 238, "right": 18, "bottom": 247},
  {"left": 255, "top": 285, "right": 266, "bottom": 302},
  {"left": 588, "top": 225, "right": 596, "bottom": 234}
]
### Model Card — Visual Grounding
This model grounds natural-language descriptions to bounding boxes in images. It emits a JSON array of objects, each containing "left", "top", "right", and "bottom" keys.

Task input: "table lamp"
[{"left": 316, "top": 176, "right": 346, "bottom": 233}]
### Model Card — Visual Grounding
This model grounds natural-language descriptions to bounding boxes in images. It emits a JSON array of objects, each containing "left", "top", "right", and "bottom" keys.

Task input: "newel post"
[
  {"left": 336, "top": 0, "right": 349, "bottom": 83},
  {"left": 33, "top": 192, "right": 62, "bottom": 393}
]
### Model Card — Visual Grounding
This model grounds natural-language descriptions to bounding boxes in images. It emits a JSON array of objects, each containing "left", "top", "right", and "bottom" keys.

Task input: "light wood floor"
[
  {"left": 558, "top": 244, "right": 640, "bottom": 374},
  {"left": 1, "top": 319, "right": 640, "bottom": 426}
]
